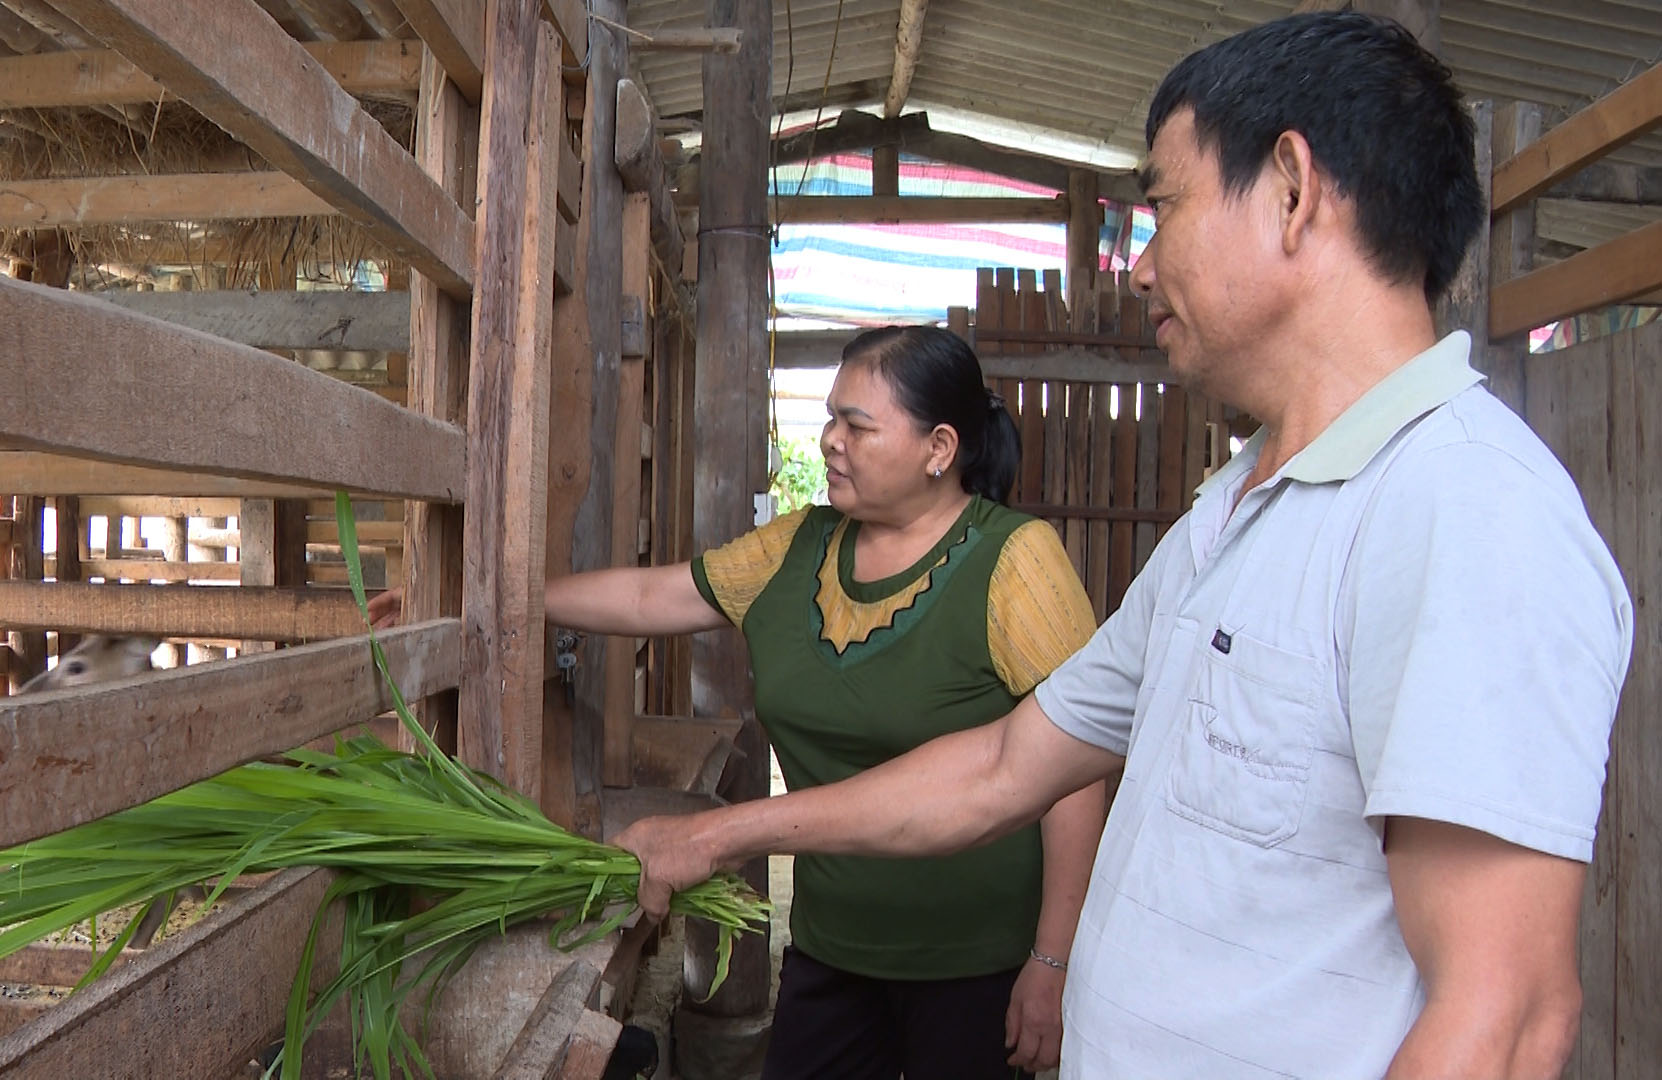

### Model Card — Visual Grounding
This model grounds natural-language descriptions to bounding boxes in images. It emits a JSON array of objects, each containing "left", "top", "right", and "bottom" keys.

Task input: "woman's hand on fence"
[{"left": 367, "top": 587, "right": 404, "bottom": 629}]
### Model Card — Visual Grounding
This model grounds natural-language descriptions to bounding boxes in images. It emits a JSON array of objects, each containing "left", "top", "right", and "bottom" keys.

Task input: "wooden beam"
[
  {"left": 0, "top": 275, "right": 466, "bottom": 503},
  {"left": 490, "top": 962, "right": 604, "bottom": 1080},
  {"left": 92, "top": 289, "right": 411, "bottom": 352},
  {"left": 0, "top": 868, "right": 339, "bottom": 1079},
  {"left": 459, "top": 6, "right": 560, "bottom": 799},
  {"left": 615, "top": 78, "right": 686, "bottom": 275},
  {"left": 0, "top": 172, "right": 333, "bottom": 229},
  {"left": 630, "top": 26, "right": 741, "bottom": 53},
  {"left": 0, "top": 619, "right": 458, "bottom": 849},
  {"left": 881, "top": 0, "right": 928, "bottom": 118},
  {"left": 772, "top": 195, "right": 1069, "bottom": 225},
  {"left": 0, "top": 453, "right": 335, "bottom": 499},
  {"left": 1489, "top": 219, "right": 1662, "bottom": 339},
  {"left": 1492, "top": 62, "right": 1662, "bottom": 216},
  {"left": 51, "top": 0, "right": 476, "bottom": 297},
  {"left": 541, "top": 0, "right": 588, "bottom": 71},
  {"left": 1543, "top": 161, "right": 1662, "bottom": 206},
  {"left": 0, "top": 580, "right": 366, "bottom": 641},
  {"left": 390, "top": 0, "right": 484, "bottom": 103},
  {"left": 0, "top": 39, "right": 422, "bottom": 109}
]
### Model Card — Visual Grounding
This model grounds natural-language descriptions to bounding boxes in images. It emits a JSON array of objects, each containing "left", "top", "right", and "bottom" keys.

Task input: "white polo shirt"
[{"left": 1035, "top": 332, "right": 1633, "bottom": 1079}]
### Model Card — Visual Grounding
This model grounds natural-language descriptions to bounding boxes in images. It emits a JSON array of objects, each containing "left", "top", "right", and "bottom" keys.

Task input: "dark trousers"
[{"left": 761, "top": 946, "right": 1034, "bottom": 1080}]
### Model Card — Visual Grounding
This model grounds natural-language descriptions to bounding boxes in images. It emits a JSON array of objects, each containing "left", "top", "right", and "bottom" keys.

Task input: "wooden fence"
[{"left": 963, "top": 266, "right": 1235, "bottom": 620}]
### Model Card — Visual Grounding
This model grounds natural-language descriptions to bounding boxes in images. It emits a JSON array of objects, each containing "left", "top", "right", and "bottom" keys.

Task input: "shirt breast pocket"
[{"left": 1165, "top": 630, "right": 1322, "bottom": 847}]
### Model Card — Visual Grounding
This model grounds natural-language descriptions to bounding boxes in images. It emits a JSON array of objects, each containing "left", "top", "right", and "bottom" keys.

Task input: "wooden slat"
[
  {"left": 48, "top": 556, "right": 241, "bottom": 582},
  {"left": 0, "top": 867, "right": 339, "bottom": 1078},
  {"left": 0, "top": 454, "right": 334, "bottom": 499},
  {"left": 1040, "top": 269, "right": 1067, "bottom": 539},
  {"left": 1087, "top": 377, "right": 1113, "bottom": 621},
  {"left": 0, "top": 619, "right": 459, "bottom": 849},
  {"left": 306, "top": 520, "right": 407, "bottom": 545},
  {"left": 1017, "top": 269, "right": 1045, "bottom": 507},
  {"left": 0, "top": 172, "right": 332, "bottom": 228},
  {"left": 52, "top": 0, "right": 476, "bottom": 297},
  {"left": 0, "top": 39, "right": 422, "bottom": 108},
  {"left": 1156, "top": 384, "right": 1187, "bottom": 542},
  {"left": 1489, "top": 220, "right": 1662, "bottom": 340},
  {"left": 1133, "top": 383, "right": 1160, "bottom": 569},
  {"left": 773, "top": 195, "right": 1070, "bottom": 225},
  {"left": 0, "top": 276, "right": 466, "bottom": 503},
  {"left": 390, "top": 0, "right": 484, "bottom": 103},
  {"left": 459, "top": 7, "right": 560, "bottom": 801},
  {"left": 1491, "top": 62, "right": 1662, "bottom": 216},
  {"left": 994, "top": 268, "right": 1021, "bottom": 490},
  {"left": 93, "top": 289, "right": 411, "bottom": 352},
  {"left": 0, "top": 580, "right": 366, "bottom": 641}
]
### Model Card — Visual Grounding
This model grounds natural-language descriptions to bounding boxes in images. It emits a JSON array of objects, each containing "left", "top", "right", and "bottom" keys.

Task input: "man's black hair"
[{"left": 1146, "top": 11, "right": 1482, "bottom": 302}]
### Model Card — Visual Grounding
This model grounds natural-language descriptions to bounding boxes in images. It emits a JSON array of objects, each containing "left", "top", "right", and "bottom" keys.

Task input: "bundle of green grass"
[{"left": 0, "top": 495, "right": 768, "bottom": 1079}]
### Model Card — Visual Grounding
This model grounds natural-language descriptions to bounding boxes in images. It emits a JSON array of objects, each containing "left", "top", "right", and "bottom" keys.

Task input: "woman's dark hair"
[
  {"left": 1147, "top": 11, "right": 1482, "bottom": 303},
  {"left": 841, "top": 325, "right": 1020, "bottom": 504}
]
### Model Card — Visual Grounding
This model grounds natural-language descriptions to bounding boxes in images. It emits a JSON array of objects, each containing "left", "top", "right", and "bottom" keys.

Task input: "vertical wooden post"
[
  {"left": 53, "top": 496, "right": 82, "bottom": 654},
  {"left": 606, "top": 193, "right": 652, "bottom": 785},
  {"left": 689, "top": 0, "right": 773, "bottom": 1019},
  {"left": 404, "top": 46, "right": 476, "bottom": 756},
  {"left": 1066, "top": 169, "right": 1101, "bottom": 574},
  {"left": 460, "top": 0, "right": 561, "bottom": 799},
  {"left": 871, "top": 142, "right": 900, "bottom": 197},
  {"left": 546, "top": 0, "right": 626, "bottom": 836}
]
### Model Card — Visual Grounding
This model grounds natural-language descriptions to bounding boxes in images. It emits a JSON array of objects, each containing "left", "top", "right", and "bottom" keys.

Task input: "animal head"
[{"left": 17, "top": 635, "right": 160, "bottom": 694}]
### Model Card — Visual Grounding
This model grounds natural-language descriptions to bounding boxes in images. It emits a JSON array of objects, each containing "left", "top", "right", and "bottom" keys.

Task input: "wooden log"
[
  {"left": 0, "top": 39, "right": 422, "bottom": 108},
  {"left": 0, "top": 276, "right": 466, "bottom": 503},
  {"left": 0, "top": 867, "right": 340, "bottom": 1079},
  {"left": 688, "top": 0, "right": 771, "bottom": 1019},
  {"left": 880, "top": 0, "right": 927, "bottom": 118},
  {"left": 615, "top": 77, "right": 687, "bottom": 276},
  {"left": 459, "top": 6, "right": 561, "bottom": 801},
  {"left": 489, "top": 962, "right": 603, "bottom": 1080},
  {"left": 0, "top": 619, "right": 459, "bottom": 848},
  {"left": 1491, "top": 62, "right": 1662, "bottom": 216},
  {"left": 773, "top": 195, "right": 1069, "bottom": 225},
  {"left": 50, "top": 0, "right": 476, "bottom": 297},
  {"left": 389, "top": 0, "right": 484, "bottom": 103},
  {"left": 0, "top": 580, "right": 365, "bottom": 641},
  {"left": 91, "top": 289, "right": 411, "bottom": 352},
  {"left": 0, "top": 172, "right": 332, "bottom": 228},
  {"left": 1489, "top": 219, "right": 1662, "bottom": 340}
]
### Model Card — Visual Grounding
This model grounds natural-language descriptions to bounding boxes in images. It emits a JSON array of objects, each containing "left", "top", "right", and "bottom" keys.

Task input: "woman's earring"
[{"left": 932, "top": 467, "right": 943, "bottom": 478}]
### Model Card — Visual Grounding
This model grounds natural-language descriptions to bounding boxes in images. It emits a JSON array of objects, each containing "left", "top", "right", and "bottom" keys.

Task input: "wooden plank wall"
[
  {"left": 970, "top": 267, "right": 1234, "bottom": 620},
  {"left": 1527, "top": 318, "right": 1661, "bottom": 1080}
]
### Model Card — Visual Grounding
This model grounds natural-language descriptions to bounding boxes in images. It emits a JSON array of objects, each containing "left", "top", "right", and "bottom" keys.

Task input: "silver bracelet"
[{"left": 1029, "top": 947, "right": 1068, "bottom": 971}]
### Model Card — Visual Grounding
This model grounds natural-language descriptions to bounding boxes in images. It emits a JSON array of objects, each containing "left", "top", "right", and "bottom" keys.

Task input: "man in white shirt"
[{"left": 619, "top": 11, "right": 1633, "bottom": 1078}]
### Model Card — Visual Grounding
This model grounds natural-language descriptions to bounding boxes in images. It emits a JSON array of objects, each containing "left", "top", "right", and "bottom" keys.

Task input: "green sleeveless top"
[{"left": 692, "top": 496, "right": 1095, "bottom": 979}]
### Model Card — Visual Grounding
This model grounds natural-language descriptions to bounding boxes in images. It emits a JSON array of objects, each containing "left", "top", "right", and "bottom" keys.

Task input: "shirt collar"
[{"left": 1194, "top": 331, "right": 1481, "bottom": 497}]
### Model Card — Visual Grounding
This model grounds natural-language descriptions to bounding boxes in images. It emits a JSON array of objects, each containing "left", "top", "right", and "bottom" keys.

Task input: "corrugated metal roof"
[{"left": 627, "top": 0, "right": 1662, "bottom": 170}]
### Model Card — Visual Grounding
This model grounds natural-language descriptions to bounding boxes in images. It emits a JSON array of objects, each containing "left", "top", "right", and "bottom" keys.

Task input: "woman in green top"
[{"left": 377, "top": 326, "right": 1104, "bottom": 1077}]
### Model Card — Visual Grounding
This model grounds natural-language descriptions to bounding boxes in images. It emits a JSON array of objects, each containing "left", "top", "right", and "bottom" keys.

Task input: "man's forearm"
[{"left": 1385, "top": 990, "right": 1580, "bottom": 1080}]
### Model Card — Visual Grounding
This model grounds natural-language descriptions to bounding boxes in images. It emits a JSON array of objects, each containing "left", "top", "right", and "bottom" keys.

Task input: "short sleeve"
[
  {"left": 1032, "top": 524, "right": 1179, "bottom": 756},
  {"left": 987, "top": 520, "right": 1097, "bottom": 695},
  {"left": 1343, "top": 442, "right": 1632, "bottom": 862},
  {"left": 691, "top": 507, "right": 813, "bottom": 627}
]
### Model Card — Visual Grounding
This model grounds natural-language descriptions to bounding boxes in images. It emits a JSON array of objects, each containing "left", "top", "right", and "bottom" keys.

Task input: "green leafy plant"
[
  {"left": 0, "top": 493, "right": 769, "bottom": 1080},
  {"left": 770, "top": 434, "right": 826, "bottom": 513}
]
